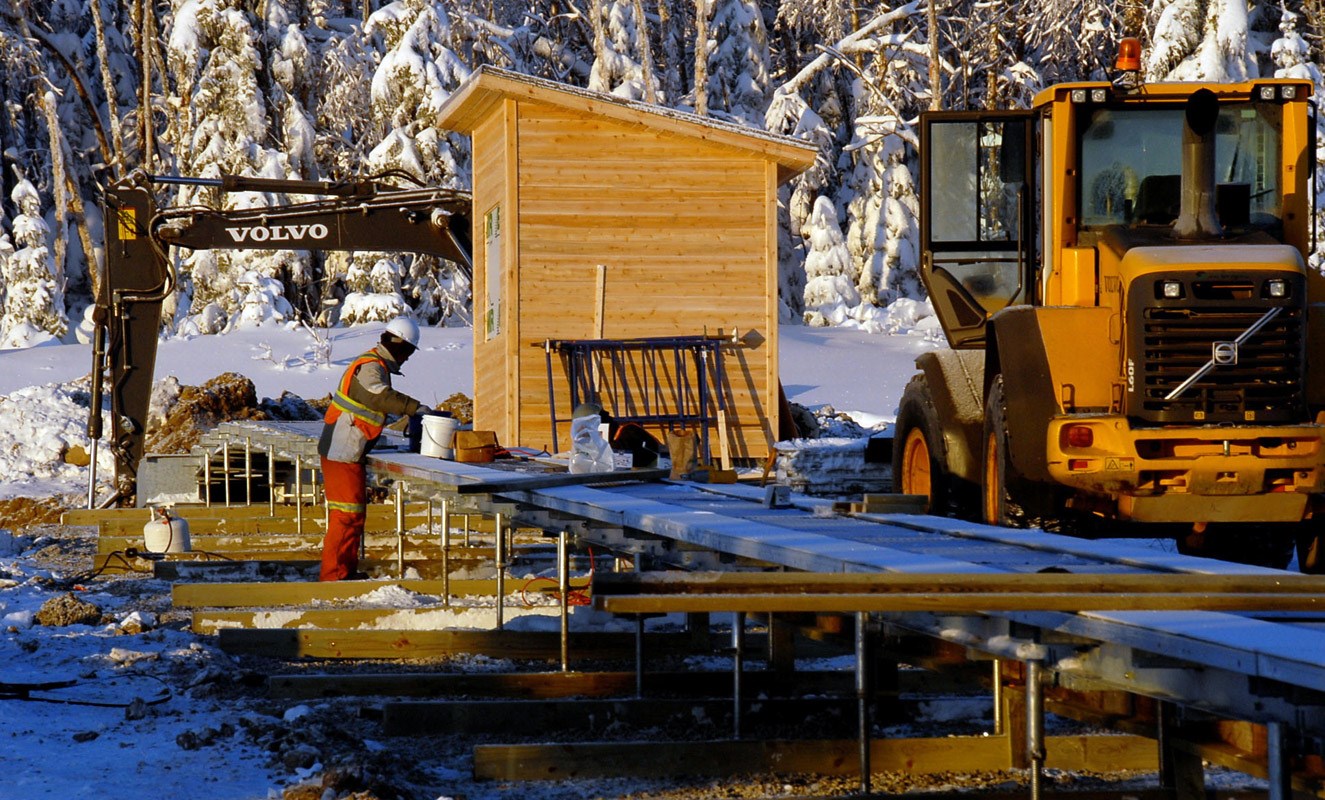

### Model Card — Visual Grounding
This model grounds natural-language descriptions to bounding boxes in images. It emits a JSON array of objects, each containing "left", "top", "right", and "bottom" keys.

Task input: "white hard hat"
[{"left": 385, "top": 317, "right": 420, "bottom": 347}]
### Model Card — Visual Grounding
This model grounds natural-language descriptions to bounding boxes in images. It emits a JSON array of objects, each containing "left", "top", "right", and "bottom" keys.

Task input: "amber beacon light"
[{"left": 1114, "top": 37, "right": 1142, "bottom": 72}]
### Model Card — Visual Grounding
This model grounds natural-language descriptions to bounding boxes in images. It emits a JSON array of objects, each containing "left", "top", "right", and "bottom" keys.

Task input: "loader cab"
[{"left": 919, "top": 111, "right": 1036, "bottom": 349}]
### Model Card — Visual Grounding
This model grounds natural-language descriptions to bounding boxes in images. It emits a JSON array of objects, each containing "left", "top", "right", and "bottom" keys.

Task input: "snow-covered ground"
[{"left": 0, "top": 319, "right": 949, "bottom": 800}]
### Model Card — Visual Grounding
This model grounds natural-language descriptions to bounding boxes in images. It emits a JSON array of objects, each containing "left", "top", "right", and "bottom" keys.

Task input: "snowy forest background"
[{"left": 0, "top": 0, "right": 1323, "bottom": 348}]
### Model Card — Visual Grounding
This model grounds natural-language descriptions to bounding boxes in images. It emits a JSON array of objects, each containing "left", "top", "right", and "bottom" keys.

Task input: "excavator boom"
[{"left": 90, "top": 172, "right": 473, "bottom": 503}]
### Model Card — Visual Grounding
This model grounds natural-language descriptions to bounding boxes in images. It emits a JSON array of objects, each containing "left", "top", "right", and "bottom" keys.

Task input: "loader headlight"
[
  {"left": 1266, "top": 279, "right": 1288, "bottom": 298},
  {"left": 1160, "top": 280, "right": 1184, "bottom": 299}
]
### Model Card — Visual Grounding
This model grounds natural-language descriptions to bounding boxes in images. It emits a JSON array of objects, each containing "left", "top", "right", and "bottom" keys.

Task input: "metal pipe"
[
  {"left": 992, "top": 659, "right": 1003, "bottom": 735},
  {"left": 732, "top": 611, "right": 745, "bottom": 739},
  {"left": 1026, "top": 660, "right": 1046, "bottom": 800},
  {"left": 558, "top": 530, "right": 570, "bottom": 673},
  {"left": 395, "top": 481, "right": 406, "bottom": 578},
  {"left": 441, "top": 499, "right": 451, "bottom": 607},
  {"left": 244, "top": 437, "right": 252, "bottom": 505},
  {"left": 464, "top": 514, "right": 471, "bottom": 547},
  {"left": 294, "top": 455, "right": 303, "bottom": 537},
  {"left": 87, "top": 439, "right": 98, "bottom": 510},
  {"left": 268, "top": 444, "right": 276, "bottom": 516},
  {"left": 494, "top": 512, "right": 506, "bottom": 630},
  {"left": 634, "top": 555, "right": 645, "bottom": 698},
  {"left": 203, "top": 453, "right": 211, "bottom": 507},
  {"left": 856, "top": 611, "right": 871, "bottom": 795},
  {"left": 1268, "top": 721, "right": 1289, "bottom": 800},
  {"left": 223, "top": 437, "right": 231, "bottom": 507}
]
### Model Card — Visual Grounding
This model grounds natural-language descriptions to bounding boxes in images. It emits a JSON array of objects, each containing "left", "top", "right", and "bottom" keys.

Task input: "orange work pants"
[{"left": 320, "top": 457, "right": 367, "bottom": 581}]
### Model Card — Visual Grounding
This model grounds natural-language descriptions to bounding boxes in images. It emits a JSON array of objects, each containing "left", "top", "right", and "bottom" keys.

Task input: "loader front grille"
[{"left": 1126, "top": 272, "right": 1306, "bottom": 425}]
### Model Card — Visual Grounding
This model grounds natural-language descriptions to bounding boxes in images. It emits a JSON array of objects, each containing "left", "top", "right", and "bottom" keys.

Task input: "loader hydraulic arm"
[{"left": 89, "top": 172, "right": 474, "bottom": 504}]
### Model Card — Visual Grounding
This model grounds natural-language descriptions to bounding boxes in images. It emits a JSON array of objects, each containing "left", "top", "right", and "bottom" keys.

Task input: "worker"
[{"left": 318, "top": 317, "right": 423, "bottom": 581}]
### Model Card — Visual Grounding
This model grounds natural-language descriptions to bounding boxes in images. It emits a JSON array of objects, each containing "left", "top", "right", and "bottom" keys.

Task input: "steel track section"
[{"left": 204, "top": 422, "right": 1325, "bottom": 738}]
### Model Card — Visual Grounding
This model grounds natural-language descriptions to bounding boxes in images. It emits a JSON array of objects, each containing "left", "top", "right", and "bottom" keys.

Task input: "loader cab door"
[{"left": 920, "top": 111, "right": 1036, "bottom": 349}]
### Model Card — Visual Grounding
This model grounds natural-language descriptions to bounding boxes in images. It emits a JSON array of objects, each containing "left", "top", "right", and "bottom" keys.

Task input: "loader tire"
[
  {"left": 982, "top": 374, "right": 1056, "bottom": 529},
  {"left": 893, "top": 375, "right": 975, "bottom": 518}
]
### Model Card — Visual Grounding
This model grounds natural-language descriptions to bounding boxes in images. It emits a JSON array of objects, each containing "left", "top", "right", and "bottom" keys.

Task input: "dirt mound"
[
  {"left": 146, "top": 373, "right": 323, "bottom": 455},
  {"left": 35, "top": 592, "right": 103, "bottom": 626},
  {"left": 433, "top": 392, "right": 472, "bottom": 425},
  {"left": 0, "top": 497, "right": 66, "bottom": 532}
]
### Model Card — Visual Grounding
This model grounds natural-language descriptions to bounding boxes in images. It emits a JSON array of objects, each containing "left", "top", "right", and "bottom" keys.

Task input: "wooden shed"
[{"left": 438, "top": 67, "right": 816, "bottom": 461}]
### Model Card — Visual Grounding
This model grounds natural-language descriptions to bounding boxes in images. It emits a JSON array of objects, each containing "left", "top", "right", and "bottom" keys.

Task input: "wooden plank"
[
  {"left": 472, "top": 733, "right": 1156, "bottom": 780},
  {"left": 266, "top": 669, "right": 867, "bottom": 700},
  {"left": 384, "top": 697, "right": 857, "bottom": 736},
  {"left": 216, "top": 628, "right": 701, "bottom": 660},
  {"left": 64, "top": 502, "right": 438, "bottom": 526},
  {"left": 92, "top": 514, "right": 508, "bottom": 536},
  {"left": 172, "top": 577, "right": 582, "bottom": 608},
  {"left": 591, "top": 571, "right": 1325, "bottom": 596},
  {"left": 192, "top": 605, "right": 509, "bottom": 634},
  {"left": 155, "top": 557, "right": 506, "bottom": 583},
  {"left": 597, "top": 592, "right": 1325, "bottom": 614}
]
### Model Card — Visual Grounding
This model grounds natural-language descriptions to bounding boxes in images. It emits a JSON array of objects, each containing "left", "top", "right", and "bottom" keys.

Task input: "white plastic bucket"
[
  {"left": 143, "top": 512, "right": 191, "bottom": 553},
  {"left": 421, "top": 415, "right": 459, "bottom": 459}
]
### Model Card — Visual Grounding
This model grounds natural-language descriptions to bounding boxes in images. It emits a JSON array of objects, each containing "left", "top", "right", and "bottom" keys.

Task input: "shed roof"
[{"left": 438, "top": 66, "right": 818, "bottom": 185}]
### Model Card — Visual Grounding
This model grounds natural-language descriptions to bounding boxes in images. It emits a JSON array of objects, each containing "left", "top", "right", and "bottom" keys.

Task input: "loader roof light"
[
  {"left": 1091, "top": 88, "right": 1109, "bottom": 103},
  {"left": 1260, "top": 85, "right": 1278, "bottom": 101},
  {"left": 1282, "top": 85, "right": 1298, "bottom": 100},
  {"left": 1114, "top": 37, "right": 1142, "bottom": 72}
]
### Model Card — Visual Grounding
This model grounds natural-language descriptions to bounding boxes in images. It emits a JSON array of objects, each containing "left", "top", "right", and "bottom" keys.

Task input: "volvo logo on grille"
[{"left": 1212, "top": 341, "right": 1239, "bottom": 365}]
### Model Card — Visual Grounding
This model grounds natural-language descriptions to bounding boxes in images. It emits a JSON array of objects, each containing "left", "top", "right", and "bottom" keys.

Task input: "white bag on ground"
[{"left": 569, "top": 413, "right": 614, "bottom": 473}]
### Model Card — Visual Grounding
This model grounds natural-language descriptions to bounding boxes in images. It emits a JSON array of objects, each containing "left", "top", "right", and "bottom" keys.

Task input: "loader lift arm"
[{"left": 90, "top": 172, "right": 473, "bottom": 504}]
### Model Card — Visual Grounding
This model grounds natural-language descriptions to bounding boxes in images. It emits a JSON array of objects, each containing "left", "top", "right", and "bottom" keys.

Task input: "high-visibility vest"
[{"left": 323, "top": 351, "right": 388, "bottom": 440}]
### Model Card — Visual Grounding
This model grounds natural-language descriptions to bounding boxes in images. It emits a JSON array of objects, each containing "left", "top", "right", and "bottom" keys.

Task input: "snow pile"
[{"left": 0, "top": 382, "right": 113, "bottom": 500}]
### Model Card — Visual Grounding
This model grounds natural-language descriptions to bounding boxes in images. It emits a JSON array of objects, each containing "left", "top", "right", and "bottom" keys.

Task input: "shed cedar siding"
[
  {"left": 521, "top": 103, "right": 772, "bottom": 457},
  {"left": 448, "top": 71, "right": 812, "bottom": 460}
]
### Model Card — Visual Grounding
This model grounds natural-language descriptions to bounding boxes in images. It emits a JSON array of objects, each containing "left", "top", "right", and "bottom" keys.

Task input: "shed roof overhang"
[{"left": 438, "top": 66, "right": 818, "bottom": 185}]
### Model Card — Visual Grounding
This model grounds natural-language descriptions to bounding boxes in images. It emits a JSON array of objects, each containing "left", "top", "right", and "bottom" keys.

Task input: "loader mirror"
[{"left": 999, "top": 120, "right": 1027, "bottom": 184}]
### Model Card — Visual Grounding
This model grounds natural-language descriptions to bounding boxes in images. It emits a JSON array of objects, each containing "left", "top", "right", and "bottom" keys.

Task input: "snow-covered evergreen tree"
[
  {"left": 704, "top": 0, "right": 771, "bottom": 125},
  {"left": 588, "top": 0, "right": 658, "bottom": 100},
  {"left": 1272, "top": 5, "right": 1325, "bottom": 272},
  {"left": 1146, "top": 0, "right": 1255, "bottom": 81},
  {"left": 2, "top": 179, "right": 66, "bottom": 348}
]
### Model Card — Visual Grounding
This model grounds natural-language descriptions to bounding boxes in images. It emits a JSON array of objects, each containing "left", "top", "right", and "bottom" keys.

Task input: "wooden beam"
[
  {"left": 193, "top": 604, "right": 564, "bottom": 634},
  {"left": 596, "top": 591, "right": 1325, "bottom": 614},
  {"left": 216, "top": 628, "right": 706, "bottom": 660},
  {"left": 172, "top": 577, "right": 585, "bottom": 608},
  {"left": 266, "top": 669, "right": 873, "bottom": 700},
  {"left": 472, "top": 733, "right": 1156, "bottom": 780},
  {"left": 384, "top": 697, "right": 857, "bottom": 736},
  {"left": 91, "top": 514, "right": 512, "bottom": 536}
]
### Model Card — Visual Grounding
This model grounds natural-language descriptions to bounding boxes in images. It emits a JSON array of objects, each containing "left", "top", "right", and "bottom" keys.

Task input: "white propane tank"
[{"left": 143, "top": 508, "right": 191, "bottom": 554}]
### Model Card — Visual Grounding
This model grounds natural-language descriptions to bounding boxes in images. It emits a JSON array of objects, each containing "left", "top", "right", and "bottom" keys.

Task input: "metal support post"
[
  {"left": 203, "top": 453, "right": 211, "bottom": 507},
  {"left": 222, "top": 436, "right": 231, "bottom": 507},
  {"left": 635, "top": 555, "right": 645, "bottom": 698},
  {"left": 87, "top": 439, "right": 98, "bottom": 509},
  {"left": 441, "top": 499, "right": 451, "bottom": 607},
  {"left": 267, "top": 445, "right": 276, "bottom": 516},
  {"left": 294, "top": 456, "right": 303, "bottom": 537},
  {"left": 732, "top": 611, "right": 745, "bottom": 739},
  {"left": 244, "top": 437, "right": 252, "bottom": 505},
  {"left": 463, "top": 514, "right": 471, "bottom": 547},
  {"left": 395, "top": 481, "right": 406, "bottom": 578},
  {"left": 1026, "top": 660, "right": 1046, "bottom": 800},
  {"left": 1268, "top": 721, "right": 1290, "bottom": 800},
  {"left": 856, "top": 611, "right": 871, "bottom": 795},
  {"left": 494, "top": 512, "right": 506, "bottom": 630},
  {"left": 992, "top": 659, "right": 1003, "bottom": 735},
  {"left": 558, "top": 530, "right": 570, "bottom": 673}
]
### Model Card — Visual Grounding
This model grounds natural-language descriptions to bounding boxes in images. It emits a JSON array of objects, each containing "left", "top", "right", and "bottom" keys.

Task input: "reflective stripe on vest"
[
  {"left": 327, "top": 499, "right": 367, "bottom": 515},
  {"left": 324, "top": 351, "right": 388, "bottom": 436}
]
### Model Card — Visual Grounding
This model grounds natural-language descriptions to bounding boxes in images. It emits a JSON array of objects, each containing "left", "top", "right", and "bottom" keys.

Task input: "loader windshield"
[{"left": 1079, "top": 102, "right": 1283, "bottom": 236}]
